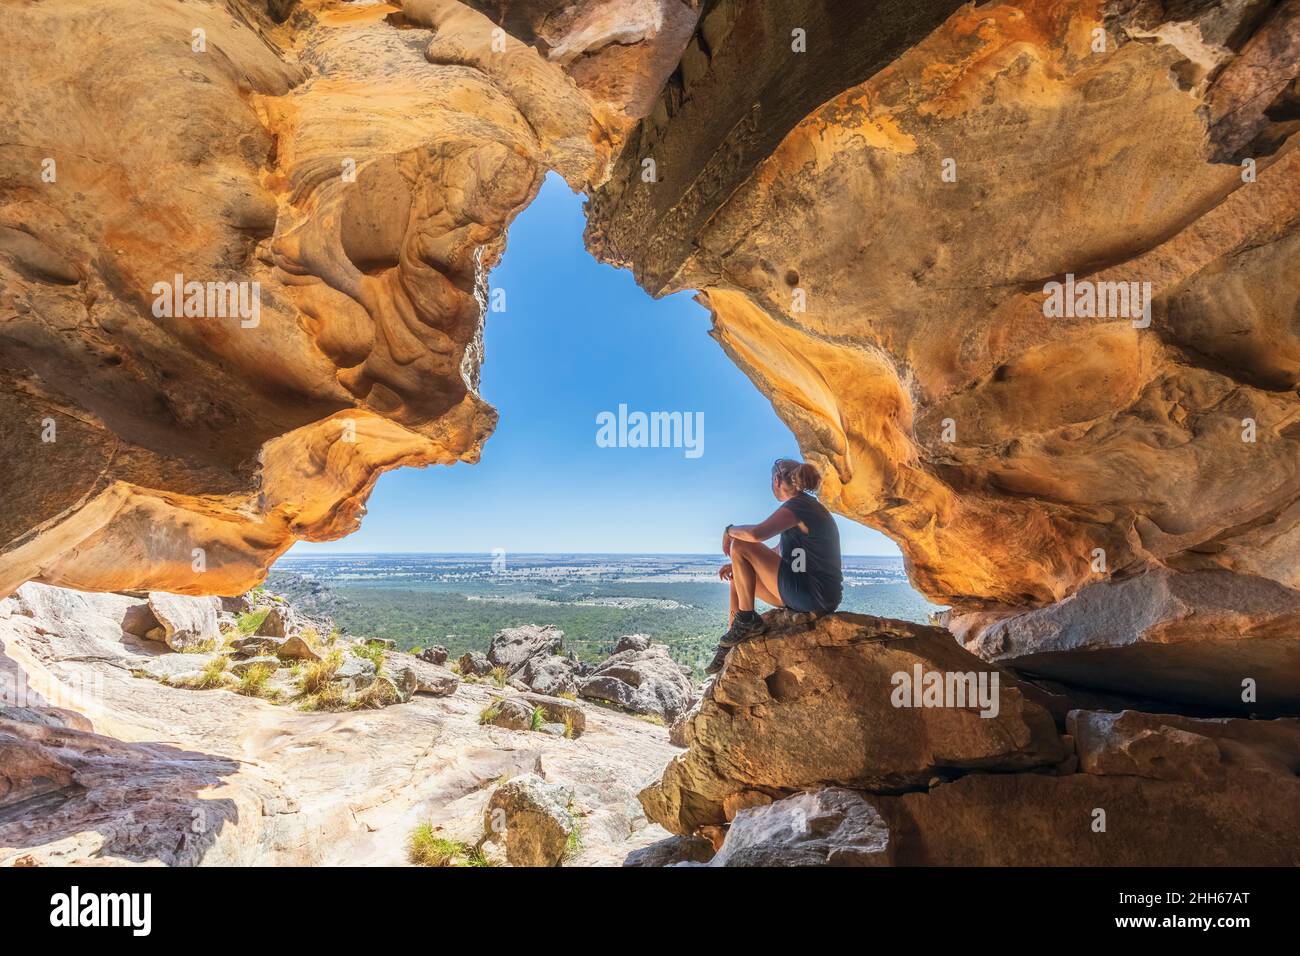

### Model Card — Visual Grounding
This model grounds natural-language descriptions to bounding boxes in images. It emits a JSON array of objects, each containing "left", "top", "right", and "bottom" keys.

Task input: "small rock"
[
  {"left": 614, "top": 634, "right": 650, "bottom": 653},
  {"left": 458, "top": 651, "right": 494, "bottom": 677},
  {"left": 277, "top": 634, "right": 320, "bottom": 661},
  {"left": 538, "top": 722, "right": 567, "bottom": 737},
  {"left": 379, "top": 662, "right": 418, "bottom": 703},
  {"left": 623, "top": 834, "right": 716, "bottom": 867},
  {"left": 487, "top": 624, "right": 564, "bottom": 676},
  {"left": 417, "top": 645, "right": 449, "bottom": 665},
  {"left": 389, "top": 652, "right": 458, "bottom": 696},
  {"left": 483, "top": 773, "right": 575, "bottom": 867},
  {"left": 220, "top": 594, "right": 251, "bottom": 615},
  {"left": 231, "top": 635, "right": 283, "bottom": 656},
  {"left": 336, "top": 656, "right": 376, "bottom": 688},
  {"left": 705, "top": 788, "right": 892, "bottom": 867},
  {"left": 482, "top": 697, "right": 535, "bottom": 731},
  {"left": 520, "top": 654, "right": 578, "bottom": 697},
  {"left": 146, "top": 592, "right": 221, "bottom": 651},
  {"left": 230, "top": 655, "right": 279, "bottom": 676},
  {"left": 578, "top": 642, "right": 694, "bottom": 722}
]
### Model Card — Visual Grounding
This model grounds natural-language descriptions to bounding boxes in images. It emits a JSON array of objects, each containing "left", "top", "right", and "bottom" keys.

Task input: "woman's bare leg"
[
  {"left": 731, "top": 540, "right": 782, "bottom": 612},
  {"left": 728, "top": 576, "right": 738, "bottom": 626}
]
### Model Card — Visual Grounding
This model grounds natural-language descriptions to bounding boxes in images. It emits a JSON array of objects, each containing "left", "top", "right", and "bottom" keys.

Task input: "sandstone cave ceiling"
[{"left": 1, "top": 0, "right": 1298, "bottom": 647}]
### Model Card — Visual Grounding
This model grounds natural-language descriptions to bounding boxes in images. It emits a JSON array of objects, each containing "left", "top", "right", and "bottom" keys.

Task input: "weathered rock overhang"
[{"left": 587, "top": 0, "right": 1300, "bottom": 632}]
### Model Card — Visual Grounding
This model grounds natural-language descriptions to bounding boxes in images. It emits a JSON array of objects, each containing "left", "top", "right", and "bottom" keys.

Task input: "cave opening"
[{"left": 279, "top": 173, "right": 937, "bottom": 664}]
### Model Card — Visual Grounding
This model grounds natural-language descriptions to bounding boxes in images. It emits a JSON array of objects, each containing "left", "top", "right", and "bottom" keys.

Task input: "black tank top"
[{"left": 778, "top": 493, "right": 843, "bottom": 605}]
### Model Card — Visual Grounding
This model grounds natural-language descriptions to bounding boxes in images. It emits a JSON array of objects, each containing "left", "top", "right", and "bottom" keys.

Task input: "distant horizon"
[
  {"left": 287, "top": 174, "right": 903, "bottom": 559},
  {"left": 275, "top": 551, "right": 907, "bottom": 560}
]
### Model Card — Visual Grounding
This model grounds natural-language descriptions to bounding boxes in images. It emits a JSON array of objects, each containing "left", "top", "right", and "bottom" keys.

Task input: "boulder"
[
  {"left": 957, "top": 569, "right": 1300, "bottom": 711},
  {"left": 1067, "top": 710, "right": 1300, "bottom": 782},
  {"left": 519, "top": 654, "right": 578, "bottom": 697},
  {"left": 517, "top": 692, "right": 585, "bottom": 737},
  {"left": 253, "top": 605, "right": 291, "bottom": 638},
  {"left": 640, "top": 614, "right": 1065, "bottom": 835},
  {"left": 614, "top": 634, "right": 650, "bottom": 653},
  {"left": 483, "top": 773, "right": 575, "bottom": 867},
  {"left": 482, "top": 697, "right": 535, "bottom": 731},
  {"left": 146, "top": 592, "right": 222, "bottom": 651},
  {"left": 668, "top": 693, "right": 703, "bottom": 748},
  {"left": 458, "top": 651, "right": 494, "bottom": 677},
  {"left": 7, "top": 583, "right": 152, "bottom": 646},
  {"left": 276, "top": 634, "right": 321, "bottom": 662},
  {"left": 220, "top": 595, "right": 251, "bottom": 615},
  {"left": 623, "top": 834, "right": 716, "bottom": 867},
  {"left": 389, "top": 652, "right": 458, "bottom": 697},
  {"left": 578, "top": 642, "right": 694, "bottom": 722},
  {"left": 703, "top": 789, "right": 893, "bottom": 867},
  {"left": 250, "top": 601, "right": 335, "bottom": 642},
  {"left": 377, "top": 662, "right": 418, "bottom": 704},
  {"left": 487, "top": 624, "right": 564, "bottom": 676},
  {"left": 335, "top": 657, "right": 376, "bottom": 689},
  {"left": 230, "top": 635, "right": 283, "bottom": 657},
  {"left": 416, "top": 645, "right": 449, "bottom": 666},
  {"left": 871, "top": 765, "right": 1300, "bottom": 866}
]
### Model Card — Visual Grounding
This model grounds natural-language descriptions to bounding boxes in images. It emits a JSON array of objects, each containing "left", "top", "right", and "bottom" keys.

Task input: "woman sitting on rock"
[{"left": 708, "top": 459, "right": 843, "bottom": 673}]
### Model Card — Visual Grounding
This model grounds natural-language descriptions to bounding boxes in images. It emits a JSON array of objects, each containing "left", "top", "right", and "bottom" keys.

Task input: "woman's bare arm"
[{"left": 727, "top": 506, "right": 799, "bottom": 545}]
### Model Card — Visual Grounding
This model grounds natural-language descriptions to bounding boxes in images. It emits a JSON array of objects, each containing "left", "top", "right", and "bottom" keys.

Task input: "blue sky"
[{"left": 291, "top": 174, "right": 902, "bottom": 556}]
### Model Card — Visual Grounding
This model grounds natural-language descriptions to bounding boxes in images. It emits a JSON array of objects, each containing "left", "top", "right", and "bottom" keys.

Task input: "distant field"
[{"left": 268, "top": 554, "right": 940, "bottom": 678}]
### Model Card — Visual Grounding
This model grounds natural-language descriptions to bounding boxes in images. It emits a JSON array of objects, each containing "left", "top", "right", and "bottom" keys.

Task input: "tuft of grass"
[
  {"left": 299, "top": 649, "right": 343, "bottom": 696},
  {"left": 556, "top": 691, "right": 577, "bottom": 701},
  {"left": 191, "top": 654, "right": 230, "bottom": 689},
  {"left": 410, "top": 646, "right": 424, "bottom": 656},
  {"left": 180, "top": 638, "right": 219, "bottom": 654},
  {"left": 563, "top": 823, "right": 584, "bottom": 863},
  {"left": 298, "top": 681, "right": 348, "bottom": 712},
  {"left": 350, "top": 678, "right": 400, "bottom": 710},
  {"left": 635, "top": 713, "right": 667, "bottom": 726},
  {"left": 407, "top": 824, "right": 466, "bottom": 867},
  {"left": 478, "top": 701, "right": 503, "bottom": 725},
  {"left": 460, "top": 845, "right": 495, "bottom": 867},
  {"left": 449, "top": 661, "right": 462, "bottom": 675},
  {"left": 530, "top": 705, "right": 545, "bottom": 732},
  {"left": 234, "top": 607, "right": 270, "bottom": 636},
  {"left": 350, "top": 640, "right": 386, "bottom": 671},
  {"left": 235, "top": 662, "right": 276, "bottom": 698},
  {"left": 490, "top": 665, "right": 509, "bottom": 689},
  {"left": 562, "top": 713, "right": 578, "bottom": 739}
]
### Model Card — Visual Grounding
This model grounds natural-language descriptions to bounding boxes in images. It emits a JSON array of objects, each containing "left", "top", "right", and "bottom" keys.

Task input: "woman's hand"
[{"left": 718, "top": 563, "right": 734, "bottom": 582}]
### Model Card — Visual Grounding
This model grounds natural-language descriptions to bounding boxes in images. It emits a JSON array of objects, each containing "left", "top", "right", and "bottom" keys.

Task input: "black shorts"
[{"left": 777, "top": 560, "right": 841, "bottom": 614}]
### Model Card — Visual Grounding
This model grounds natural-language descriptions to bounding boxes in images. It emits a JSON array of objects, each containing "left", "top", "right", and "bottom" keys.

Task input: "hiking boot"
[
  {"left": 718, "top": 610, "right": 768, "bottom": 648},
  {"left": 704, "top": 643, "right": 730, "bottom": 675}
]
